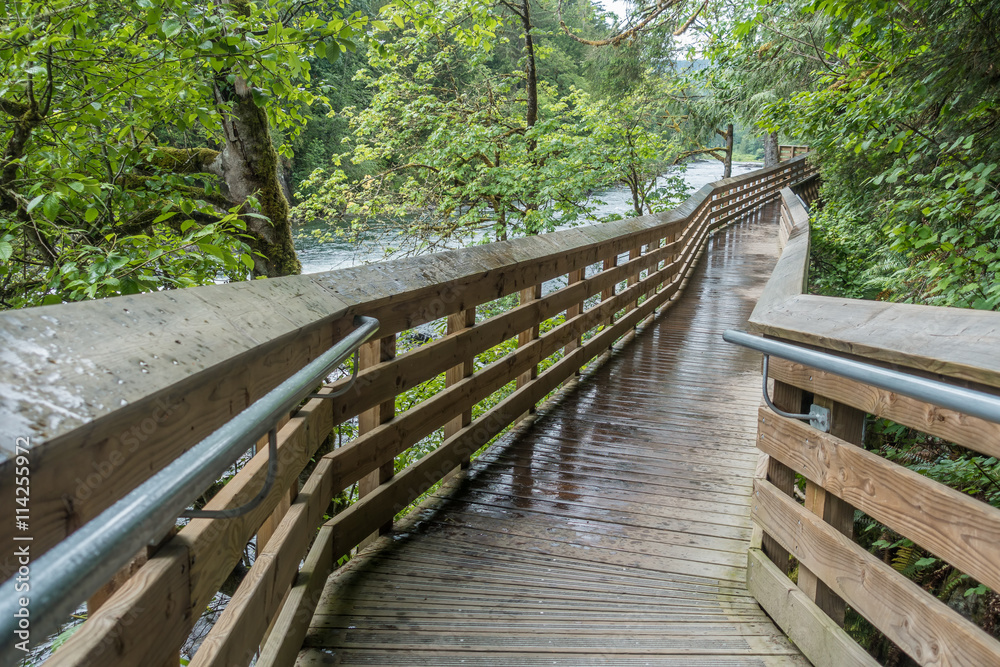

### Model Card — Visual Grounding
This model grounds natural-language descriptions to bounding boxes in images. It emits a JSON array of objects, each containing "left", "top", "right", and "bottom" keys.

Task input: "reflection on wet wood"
[{"left": 299, "top": 205, "right": 808, "bottom": 665}]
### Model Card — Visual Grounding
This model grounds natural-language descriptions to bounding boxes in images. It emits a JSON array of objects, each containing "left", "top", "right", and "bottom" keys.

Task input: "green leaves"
[
  {"left": 0, "top": 0, "right": 334, "bottom": 308},
  {"left": 736, "top": 0, "right": 1000, "bottom": 310},
  {"left": 293, "top": 0, "right": 615, "bottom": 250},
  {"left": 161, "top": 18, "right": 182, "bottom": 39}
]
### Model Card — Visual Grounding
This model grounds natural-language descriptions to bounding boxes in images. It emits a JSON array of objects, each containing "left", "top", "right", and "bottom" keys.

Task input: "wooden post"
[
  {"left": 88, "top": 533, "right": 179, "bottom": 667},
  {"left": 564, "top": 269, "right": 585, "bottom": 364},
  {"left": 626, "top": 245, "right": 641, "bottom": 318},
  {"left": 256, "top": 486, "right": 296, "bottom": 551},
  {"left": 516, "top": 284, "right": 542, "bottom": 413},
  {"left": 797, "top": 396, "right": 864, "bottom": 625},
  {"left": 257, "top": 413, "right": 294, "bottom": 550},
  {"left": 664, "top": 232, "right": 676, "bottom": 288},
  {"left": 761, "top": 378, "right": 802, "bottom": 575},
  {"left": 724, "top": 123, "right": 734, "bottom": 179},
  {"left": 601, "top": 253, "right": 618, "bottom": 328},
  {"left": 358, "top": 334, "right": 396, "bottom": 546},
  {"left": 445, "top": 308, "right": 476, "bottom": 474}
]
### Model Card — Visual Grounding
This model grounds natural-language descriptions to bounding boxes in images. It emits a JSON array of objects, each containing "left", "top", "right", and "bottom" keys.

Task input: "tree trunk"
[
  {"left": 723, "top": 123, "right": 734, "bottom": 179},
  {"left": 629, "top": 168, "right": 642, "bottom": 216},
  {"left": 214, "top": 77, "right": 301, "bottom": 278},
  {"left": 763, "top": 131, "right": 779, "bottom": 167},
  {"left": 520, "top": 0, "right": 537, "bottom": 130}
]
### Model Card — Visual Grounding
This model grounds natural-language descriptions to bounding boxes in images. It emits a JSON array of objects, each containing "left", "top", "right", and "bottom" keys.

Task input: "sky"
[
  {"left": 597, "top": 0, "right": 629, "bottom": 17},
  {"left": 591, "top": 0, "right": 705, "bottom": 51}
]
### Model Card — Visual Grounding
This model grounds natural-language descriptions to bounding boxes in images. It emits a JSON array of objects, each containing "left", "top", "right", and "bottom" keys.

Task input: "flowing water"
[{"left": 294, "top": 161, "right": 762, "bottom": 274}]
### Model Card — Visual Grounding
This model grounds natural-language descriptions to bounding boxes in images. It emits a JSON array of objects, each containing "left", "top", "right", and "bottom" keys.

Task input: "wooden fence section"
[
  {"left": 0, "top": 156, "right": 812, "bottom": 667},
  {"left": 745, "top": 179, "right": 1000, "bottom": 667},
  {"left": 295, "top": 207, "right": 809, "bottom": 666},
  {"left": 779, "top": 145, "right": 810, "bottom": 161}
]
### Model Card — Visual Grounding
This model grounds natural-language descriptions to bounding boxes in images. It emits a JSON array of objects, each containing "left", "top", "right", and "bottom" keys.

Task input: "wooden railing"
[
  {"left": 779, "top": 144, "right": 810, "bottom": 161},
  {"left": 0, "top": 157, "right": 813, "bottom": 666},
  {"left": 746, "top": 177, "right": 1000, "bottom": 666}
]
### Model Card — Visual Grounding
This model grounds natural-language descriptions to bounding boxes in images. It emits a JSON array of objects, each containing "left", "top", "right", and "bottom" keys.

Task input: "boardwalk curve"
[{"left": 297, "top": 202, "right": 809, "bottom": 665}]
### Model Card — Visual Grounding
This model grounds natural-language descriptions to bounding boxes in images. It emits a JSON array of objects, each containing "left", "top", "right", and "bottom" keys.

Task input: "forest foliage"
[
  {"left": 0, "top": 0, "right": 749, "bottom": 309},
  {"left": 719, "top": 0, "right": 1000, "bottom": 309}
]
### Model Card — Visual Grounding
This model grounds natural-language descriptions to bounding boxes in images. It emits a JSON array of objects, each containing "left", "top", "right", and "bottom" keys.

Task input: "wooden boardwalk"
[{"left": 297, "top": 204, "right": 809, "bottom": 666}]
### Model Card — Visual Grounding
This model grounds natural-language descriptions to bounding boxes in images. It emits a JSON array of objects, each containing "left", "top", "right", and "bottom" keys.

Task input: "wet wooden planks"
[{"left": 299, "top": 204, "right": 808, "bottom": 666}]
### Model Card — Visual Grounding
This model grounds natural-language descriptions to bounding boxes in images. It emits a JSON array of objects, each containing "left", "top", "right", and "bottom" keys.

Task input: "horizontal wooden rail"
[
  {"left": 779, "top": 144, "right": 810, "bottom": 161},
  {"left": 744, "top": 179, "right": 1000, "bottom": 667},
  {"left": 1, "top": 156, "right": 810, "bottom": 667}
]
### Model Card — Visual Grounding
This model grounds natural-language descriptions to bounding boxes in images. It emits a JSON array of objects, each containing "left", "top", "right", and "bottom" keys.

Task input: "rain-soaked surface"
[{"left": 299, "top": 201, "right": 810, "bottom": 665}]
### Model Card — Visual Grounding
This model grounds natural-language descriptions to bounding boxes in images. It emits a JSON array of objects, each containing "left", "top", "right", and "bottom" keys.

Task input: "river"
[{"left": 293, "top": 160, "right": 762, "bottom": 274}]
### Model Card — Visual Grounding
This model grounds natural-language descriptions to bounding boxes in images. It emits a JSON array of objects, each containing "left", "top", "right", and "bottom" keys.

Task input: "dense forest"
[
  {"left": 0, "top": 0, "right": 767, "bottom": 309},
  {"left": 2, "top": 0, "right": 997, "bottom": 308},
  {"left": 4, "top": 0, "right": 1000, "bottom": 663}
]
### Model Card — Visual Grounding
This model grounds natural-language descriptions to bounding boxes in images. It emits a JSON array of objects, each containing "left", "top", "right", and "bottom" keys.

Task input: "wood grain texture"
[
  {"left": 766, "top": 357, "right": 1000, "bottom": 458},
  {"left": 47, "top": 387, "right": 338, "bottom": 666},
  {"left": 798, "top": 396, "right": 861, "bottom": 625},
  {"left": 757, "top": 406, "right": 1000, "bottom": 596},
  {"left": 292, "top": 201, "right": 807, "bottom": 665},
  {"left": 191, "top": 456, "right": 337, "bottom": 667},
  {"left": 761, "top": 379, "right": 800, "bottom": 576},
  {"left": 749, "top": 185, "right": 1000, "bottom": 391},
  {"left": 358, "top": 335, "right": 396, "bottom": 544},
  {"left": 747, "top": 548, "right": 877, "bottom": 667},
  {"left": 753, "top": 478, "right": 1000, "bottom": 667},
  {"left": 564, "top": 269, "right": 585, "bottom": 356}
]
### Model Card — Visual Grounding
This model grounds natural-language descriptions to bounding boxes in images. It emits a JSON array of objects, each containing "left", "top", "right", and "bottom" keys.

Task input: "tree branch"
[
  {"left": 145, "top": 146, "right": 223, "bottom": 176},
  {"left": 672, "top": 147, "right": 725, "bottom": 164},
  {"left": 557, "top": 0, "right": 684, "bottom": 46},
  {"left": 673, "top": 0, "right": 708, "bottom": 35}
]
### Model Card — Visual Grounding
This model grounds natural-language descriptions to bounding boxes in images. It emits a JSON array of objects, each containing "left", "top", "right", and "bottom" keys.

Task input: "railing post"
[
  {"left": 626, "top": 244, "right": 642, "bottom": 318},
  {"left": 257, "top": 414, "right": 294, "bottom": 549},
  {"left": 601, "top": 252, "right": 618, "bottom": 327},
  {"left": 564, "top": 268, "right": 585, "bottom": 359},
  {"left": 445, "top": 308, "right": 476, "bottom": 473},
  {"left": 797, "top": 396, "right": 863, "bottom": 625},
  {"left": 517, "top": 284, "right": 542, "bottom": 413},
  {"left": 663, "top": 231, "right": 676, "bottom": 290},
  {"left": 358, "top": 334, "right": 396, "bottom": 545},
  {"left": 760, "top": 378, "right": 801, "bottom": 575}
]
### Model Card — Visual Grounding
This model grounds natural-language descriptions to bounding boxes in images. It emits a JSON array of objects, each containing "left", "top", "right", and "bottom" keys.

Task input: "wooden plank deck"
[{"left": 297, "top": 203, "right": 809, "bottom": 666}]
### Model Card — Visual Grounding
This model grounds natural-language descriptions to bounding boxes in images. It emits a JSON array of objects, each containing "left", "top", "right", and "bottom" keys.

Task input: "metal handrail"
[
  {"left": 723, "top": 329, "right": 1000, "bottom": 425},
  {"left": 0, "top": 315, "right": 378, "bottom": 660}
]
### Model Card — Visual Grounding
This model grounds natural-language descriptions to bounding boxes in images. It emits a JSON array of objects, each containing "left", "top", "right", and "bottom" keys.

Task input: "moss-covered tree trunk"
[
  {"left": 213, "top": 77, "right": 301, "bottom": 278},
  {"left": 763, "top": 132, "right": 779, "bottom": 167},
  {"left": 719, "top": 124, "right": 734, "bottom": 179}
]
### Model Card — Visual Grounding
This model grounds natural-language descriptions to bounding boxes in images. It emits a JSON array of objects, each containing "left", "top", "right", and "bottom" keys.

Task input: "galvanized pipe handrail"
[
  {"left": 0, "top": 315, "right": 379, "bottom": 661},
  {"left": 723, "top": 329, "right": 1000, "bottom": 425}
]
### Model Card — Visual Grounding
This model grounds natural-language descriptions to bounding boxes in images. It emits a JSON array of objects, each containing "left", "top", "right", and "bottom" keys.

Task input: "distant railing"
[
  {"left": 738, "top": 176, "right": 1000, "bottom": 666},
  {"left": 0, "top": 156, "right": 812, "bottom": 667},
  {"left": 779, "top": 144, "right": 810, "bottom": 161}
]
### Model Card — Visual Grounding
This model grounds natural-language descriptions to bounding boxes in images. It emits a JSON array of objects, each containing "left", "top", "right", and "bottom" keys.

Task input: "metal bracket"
[
  {"left": 762, "top": 355, "right": 831, "bottom": 433},
  {"left": 806, "top": 403, "right": 831, "bottom": 433},
  {"left": 181, "top": 349, "right": 361, "bottom": 521},
  {"left": 181, "top": 427, "right": 279, "bottom": 520},
  {"left": 306, "top": 348, "right": 360, "bottom": 400}
]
